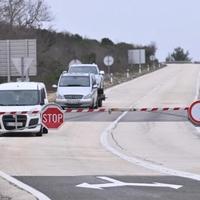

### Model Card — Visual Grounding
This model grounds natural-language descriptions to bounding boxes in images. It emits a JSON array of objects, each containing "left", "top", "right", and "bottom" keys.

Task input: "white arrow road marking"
[{"left": 76, "top": 176, "right": 182, "bottom": 190}]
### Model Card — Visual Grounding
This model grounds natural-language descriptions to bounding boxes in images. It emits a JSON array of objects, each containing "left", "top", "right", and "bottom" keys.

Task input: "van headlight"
[{"left": 83, "top": 94, "right": 92, "bottom": 99}]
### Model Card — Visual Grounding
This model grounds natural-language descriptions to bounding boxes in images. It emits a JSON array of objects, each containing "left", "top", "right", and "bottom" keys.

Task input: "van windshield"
[
  {"left": 59, "top": 76, "right": 90, "bottom": 87},
  {"left": 68, "top": 66, "right": 98, "bottom": 74},
  {"left": 0, "top": 90, "right": 39, "bottom": 106}
]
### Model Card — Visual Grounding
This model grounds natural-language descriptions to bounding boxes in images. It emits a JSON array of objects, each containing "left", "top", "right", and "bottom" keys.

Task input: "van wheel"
[
  {"left": 94, "top": 100, "right": 99, "bottom": 109},
  {"left": 42, "top": 127, "right": 48, "bottom": 134},
  {"left": 98, "top": 99, "right": 102, "bottom": 107}
]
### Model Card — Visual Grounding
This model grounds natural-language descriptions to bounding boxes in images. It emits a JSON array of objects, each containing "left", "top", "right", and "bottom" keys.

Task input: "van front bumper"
[
  {"left": 56, "top": 98, "right": 93, "bottom": 108},
  {"left": 0, "top": 114, "right": 41, "bottom": 134}
]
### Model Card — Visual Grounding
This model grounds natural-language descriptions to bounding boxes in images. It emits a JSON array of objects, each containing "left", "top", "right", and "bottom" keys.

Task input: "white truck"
[
  {"left": 68, "top": 64, "right": 105, "bottom": 107},
  {"left": 54, "top": 73, "right": 99, "bottom": 108},
  {"left": 0, "top": 82, "right": 48, "bottom": 136}
]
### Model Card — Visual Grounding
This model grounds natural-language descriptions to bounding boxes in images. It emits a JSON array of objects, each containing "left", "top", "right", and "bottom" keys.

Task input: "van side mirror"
[
  {"left": 100, "top": 71, "right": 105, "bottom": 75},
  {"left": 93, "top": 84, "right": 98, "bottom": 89}
]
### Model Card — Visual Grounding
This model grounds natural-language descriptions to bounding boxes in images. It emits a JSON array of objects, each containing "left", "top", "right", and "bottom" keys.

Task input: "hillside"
[{"left": 0, "top": 23, "right": 156, "bottom": 88}]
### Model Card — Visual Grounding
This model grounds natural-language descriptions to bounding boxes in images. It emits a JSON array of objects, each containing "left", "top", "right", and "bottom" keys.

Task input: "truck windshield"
[
  {"left": 0, "top": 90, "right": 39, "bottom": 106},
  {"left": 59, "top": 76, "right": 90, "bottom": 87},
  {"left": 68, "top": 66, "right": 98, "bottom": 74}
]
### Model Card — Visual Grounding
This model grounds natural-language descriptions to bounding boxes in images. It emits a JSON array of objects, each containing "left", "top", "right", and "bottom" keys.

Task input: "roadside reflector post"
[
  {"left": 110, "top": 73, "right": 113, "bottom": 84},
  {"left": 147, "top": 65, "right": 150, "bottom": 72},
  {"left": 139, "top": 64, "right": 142, "bottom": 73},
  {"left": 126, "top": 69, "right": 130, "bottom": 78}
]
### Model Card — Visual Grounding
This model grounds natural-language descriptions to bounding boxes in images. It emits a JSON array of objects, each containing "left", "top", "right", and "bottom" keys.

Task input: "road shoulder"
[{"left": 0, "top": 176, "right": 36, "bottom": 200}]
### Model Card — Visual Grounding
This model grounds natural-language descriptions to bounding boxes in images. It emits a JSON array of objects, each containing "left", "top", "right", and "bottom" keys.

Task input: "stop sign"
[{"left": 41, "top": 104, "right": 64, "bottom": 129}]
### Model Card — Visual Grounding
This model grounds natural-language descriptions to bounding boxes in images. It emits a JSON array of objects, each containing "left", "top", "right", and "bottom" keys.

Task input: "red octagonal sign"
[{"left": 41, "top": 104, "right": 64, "bottom": 129}]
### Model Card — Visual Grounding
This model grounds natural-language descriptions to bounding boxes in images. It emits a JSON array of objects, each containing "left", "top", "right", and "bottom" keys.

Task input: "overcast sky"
[{"left": 47, "top": 0, "right": 200, "bottom": 61}]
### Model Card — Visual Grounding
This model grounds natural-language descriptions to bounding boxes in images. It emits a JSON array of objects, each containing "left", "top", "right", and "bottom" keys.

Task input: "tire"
[
  {"left": 89, "top": 100, "right": 95, "bottom": 109},
  {"left": 42, "top": 127, "right": 48, "bottom": 134},
  {"left": 35, "top": 125, "right": 48, "bottom": 137},
  {"left": 35, "top": 131, "right": 42, "bottom": 137},
  {"left": 98, "top": 99, "right": 102, "bottom": 107},
  {"left": 94, "top": 99, "right": 99, "bottom": 109}
]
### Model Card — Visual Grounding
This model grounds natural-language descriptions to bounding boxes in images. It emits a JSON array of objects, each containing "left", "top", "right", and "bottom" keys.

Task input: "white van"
[
  {"left": 68, "top": 64, "right": 105, "bottom": 107},
  {"left": 54, "top": 72, "right": 98, "bottom": 108},
  {"left": 0, "top": 82, "right": 48, "bottom": 136}
]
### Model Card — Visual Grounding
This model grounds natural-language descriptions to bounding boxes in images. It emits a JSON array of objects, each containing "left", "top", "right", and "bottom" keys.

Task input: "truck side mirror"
[
  {"left": 100, "top": 71, "right": 105, "bottom": 75},
  {"left": 52, "top": 84, "right": 57, "bottom": 88}
]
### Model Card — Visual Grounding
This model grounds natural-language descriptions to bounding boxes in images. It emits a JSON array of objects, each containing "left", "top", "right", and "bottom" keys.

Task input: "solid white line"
[
  {"left": 0, "top": 170, "right": 51, "bottom": 200},
  {"left": 101, "top": 111, "right": 200, "bottom": 181}
]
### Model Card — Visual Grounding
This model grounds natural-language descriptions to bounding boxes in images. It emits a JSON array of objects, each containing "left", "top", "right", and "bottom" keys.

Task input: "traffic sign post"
[
  {"left": 103, "top": 55, "right": 114, "bottom": 76},
  {"left": 188, "top": 100, "right": 200, "bottom": 125},
  {"left": 41, "top": 104, "right": 64, "bottom": 129},
  {"left": 68, "top": 59, "right": 82, "bottom": 66}
]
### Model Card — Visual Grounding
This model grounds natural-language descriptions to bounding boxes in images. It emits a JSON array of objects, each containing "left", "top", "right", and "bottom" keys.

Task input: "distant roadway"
[{"left": 1, "top": 64, "right": 200, "bottom": 200}]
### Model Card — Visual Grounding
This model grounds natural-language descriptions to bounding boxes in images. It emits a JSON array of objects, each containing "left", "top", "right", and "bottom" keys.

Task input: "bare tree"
[
  {"left": 0, "top": 0, "right": 25, "bottom": 27},
  {"left": 22, "top": 0, "right": 52, "bottom": 28},
  {"left": 0, "top": 0, "right": 52, "bottom": 28}
]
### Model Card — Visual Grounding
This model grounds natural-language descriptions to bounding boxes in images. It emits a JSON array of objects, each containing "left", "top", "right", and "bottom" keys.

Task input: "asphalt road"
[
  {"left": 65, "top": 110, "right": 188, "bottom": 122},
  {"left": 1, "top": 64, "right": 200, "bottom": 200},
  {"left": 16, "top": 176, "right": 200, "bottom": 200}
]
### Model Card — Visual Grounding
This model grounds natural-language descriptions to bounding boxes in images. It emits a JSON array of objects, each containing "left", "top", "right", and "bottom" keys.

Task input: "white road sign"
[
  {"left": 76, "top": 176, "right": 182, "bottom": 190},
  {"left": 150, "top": 55, "right": 155, "bottom": 61},
  {"left": 128, "top": 49, "right": 146, "bottom": 64},
  {"left": 69, "top": 59, "right": 82, "bottom": 66},
  {"left": 104, "top": 56, "right": 114, "bottom": 66},
  {"left": 188, "top": 100, "right": 200, "bottom": 125},
  {"left": 0, "top": 39, "right": 37, "bottom": 78},
  {"left": 12, "top": 57, "right": 33, "bottom": 74}
]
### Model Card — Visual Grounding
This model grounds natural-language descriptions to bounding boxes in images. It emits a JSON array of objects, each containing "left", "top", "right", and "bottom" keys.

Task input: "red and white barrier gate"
[
  {"left": 64, "top": 107, "right": 189, "bottom": 113},
  {"left": 0, "top": 101, "right": 199, "bottom": 129}
]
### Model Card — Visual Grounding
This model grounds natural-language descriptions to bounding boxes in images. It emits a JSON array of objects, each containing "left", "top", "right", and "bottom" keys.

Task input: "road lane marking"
[
  {"left": 101, "top": 68, "right": 200, "bottom": 182},
  {"left": 76, "top": 176, "right": 182, "bottom": 190},
  {"left": 0, "top": 171, "right": 51, "bottom": 200},
  {"left": 101, "top": 112, "right": 200, "bottom": 181}
]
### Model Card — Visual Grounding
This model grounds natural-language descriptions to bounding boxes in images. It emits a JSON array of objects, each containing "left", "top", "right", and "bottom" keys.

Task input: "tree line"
[
  {"left": 0, "top": 1, "right": 192, "bottom": 64},
  {"left": 166, "top": 47, "right": 191, "bottom": 62},
  {"left": 0, "top": 0, "right": 191, "bottom": 88}
]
